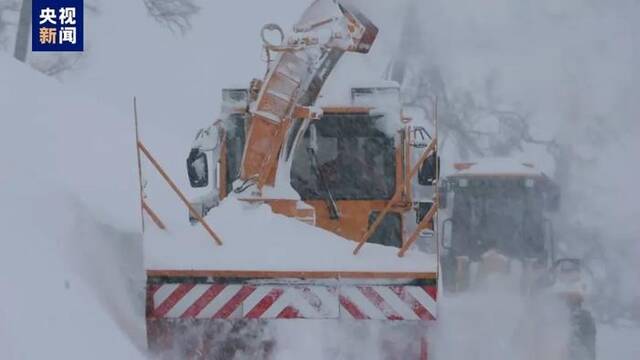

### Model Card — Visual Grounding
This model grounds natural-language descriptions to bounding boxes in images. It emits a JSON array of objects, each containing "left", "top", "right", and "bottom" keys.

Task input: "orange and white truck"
[{"left": 138, "top": 1, "right": 440, "bottom": 358}]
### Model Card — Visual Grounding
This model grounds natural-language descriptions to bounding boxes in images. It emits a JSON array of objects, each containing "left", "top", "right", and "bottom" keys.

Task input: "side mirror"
[
  {"left": 441, "top": 218, "right": 453, "bottom": 251},
  {"left": 418, "top": 154, "right": 439, "bottom": 186},
  {"left": 186, "top": 149, "right": 209, "bottom": 188}
]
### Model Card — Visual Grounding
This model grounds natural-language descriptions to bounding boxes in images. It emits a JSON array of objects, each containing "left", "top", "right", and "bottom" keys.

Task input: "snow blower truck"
[
  {"left": 142, "top": 1, "right": 439, "bottom": 358},
  {"left": 438, "top": 159, "right": 596, "bottom": 360}
]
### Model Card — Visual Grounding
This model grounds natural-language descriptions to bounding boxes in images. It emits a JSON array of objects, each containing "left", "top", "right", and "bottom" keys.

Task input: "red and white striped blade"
[{"left": 149, "top": 284, "right": 437, "bottom": 321}]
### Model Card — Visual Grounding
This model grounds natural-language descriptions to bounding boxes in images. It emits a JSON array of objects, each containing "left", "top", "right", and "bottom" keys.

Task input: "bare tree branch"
[{"left": 143, "top": 0, "right": 200, "bottom": 35}]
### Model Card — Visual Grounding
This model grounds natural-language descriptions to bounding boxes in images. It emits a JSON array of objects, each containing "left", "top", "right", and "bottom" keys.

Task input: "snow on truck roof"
[
  {"left": 144, "top": 197, "right": 437, "bottom": 275},
  {"left": 449, "top": 157, "right": 545, "bottom": 177},
  {"left": 350, "top": 80, "right": 400, "bottom": 89}
]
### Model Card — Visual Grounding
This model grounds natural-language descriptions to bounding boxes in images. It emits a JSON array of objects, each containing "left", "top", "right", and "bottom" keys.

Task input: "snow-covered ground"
[
  {"left": 0, "top": 54, "right": 145, "bottom": 358},
  {"left": 2, "top": 0, "right": 639, "bottom": 359}
]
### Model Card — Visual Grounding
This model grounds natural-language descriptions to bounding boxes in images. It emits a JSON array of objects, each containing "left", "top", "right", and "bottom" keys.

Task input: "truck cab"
[
  {"left": 438, "top": 159, "right": 560, "bottom": 292},
  {"left": 187, "top": 84, "right": 438, "bottom": 250}
]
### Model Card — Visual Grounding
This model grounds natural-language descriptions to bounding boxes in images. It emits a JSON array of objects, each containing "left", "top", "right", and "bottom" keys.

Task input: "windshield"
[
  {"left": 291, "top": 114, "right": 396, "bottom": 200},
  {"left": 449, "top": 177, "right": 547, "bottom": 260}
]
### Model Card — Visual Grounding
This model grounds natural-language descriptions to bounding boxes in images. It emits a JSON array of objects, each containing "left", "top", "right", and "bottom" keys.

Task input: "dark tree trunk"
[{"left": 14, "top": 0, "right": 31, "bottom": 62}]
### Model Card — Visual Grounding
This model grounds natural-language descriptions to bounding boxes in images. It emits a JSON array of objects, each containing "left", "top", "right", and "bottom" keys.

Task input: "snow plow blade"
[{"left": 146, "top": 271, "right": 437, "bottom": 357}]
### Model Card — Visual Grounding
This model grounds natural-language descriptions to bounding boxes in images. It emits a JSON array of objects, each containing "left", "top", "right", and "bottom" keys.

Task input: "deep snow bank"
[
  {"left": 0, "top": 55, "right": 145, "bottom": 359},
  {"left": 144, "top": 197, "right": 437, "bottom": 273}
]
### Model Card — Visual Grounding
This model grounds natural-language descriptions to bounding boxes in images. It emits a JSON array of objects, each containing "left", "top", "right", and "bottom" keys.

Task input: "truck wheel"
[
  {"left": 441, "top": 254, "right": 456, "bottom": 293},
  {"left": 569, "top": 308, "right": 596, "bottom": 360}
]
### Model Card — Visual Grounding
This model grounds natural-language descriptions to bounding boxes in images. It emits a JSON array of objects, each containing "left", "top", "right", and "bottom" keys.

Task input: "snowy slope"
[{"left": 0, "top": 55, "right": 145, "bottom": 359}]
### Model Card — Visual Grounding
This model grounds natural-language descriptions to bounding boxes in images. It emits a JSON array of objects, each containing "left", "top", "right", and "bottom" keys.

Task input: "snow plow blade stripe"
[{"left": 148, "top": 281, "right": 437, "bottom": 321}]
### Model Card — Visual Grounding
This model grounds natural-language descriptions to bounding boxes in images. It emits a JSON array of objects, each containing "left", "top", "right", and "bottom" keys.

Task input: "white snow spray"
[{"left": 271, "top": 0, "right": 640, "bottom": 358}]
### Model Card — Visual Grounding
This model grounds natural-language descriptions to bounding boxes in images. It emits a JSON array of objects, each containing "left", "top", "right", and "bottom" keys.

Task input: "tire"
[
  {"left": 441, "top": 253, "right": 457, "bottom": 293},
  {"left": 569, "top": 308, "right": 596, "bottom": 360}
]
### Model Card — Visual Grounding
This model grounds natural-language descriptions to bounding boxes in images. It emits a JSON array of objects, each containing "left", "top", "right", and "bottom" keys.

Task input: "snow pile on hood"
[
  {"left": 0, "top": 55, "right": 144, "bottom": 359},
  {"left": 145, "top": 196, "right": 436, "bottom": 273}
]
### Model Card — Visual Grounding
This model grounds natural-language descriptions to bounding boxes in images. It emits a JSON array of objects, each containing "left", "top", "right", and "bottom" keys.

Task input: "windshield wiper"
[{"left": 307, "top": 147, "right": 340, "bottom": 220}]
